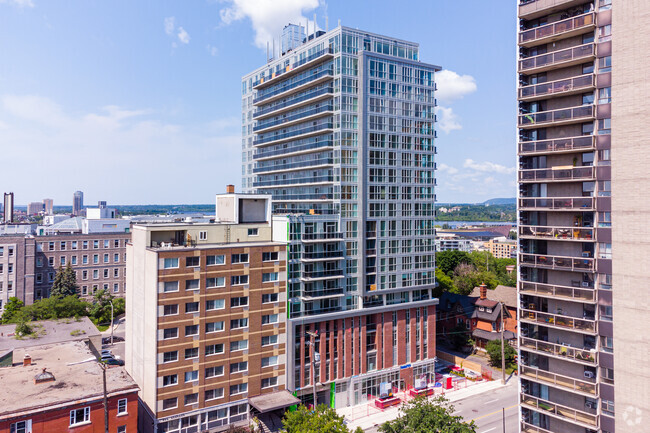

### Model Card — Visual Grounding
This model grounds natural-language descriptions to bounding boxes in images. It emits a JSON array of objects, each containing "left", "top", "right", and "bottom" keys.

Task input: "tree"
[
  {"left": 282, "top": 404, "right": 351, "bottom": 433},
  {"left": 379, "top": 396, "right": 477, "bottom": 433},
  {"left": 433, "top": 268, "right": 455, "bottom": 297},
  {"left": 448, "top": 324, "right": 471, "bottom": 351},
  {"left": 50, "top": 263, "right": 78, "bottom": 298},
  {"left": 88, "top": 289, "right": 124, "bottom": 324},
  {"left": 1, "top": 297, "right": 25, "bottom": 324},
  {"left": 486, "top": 339, "right": 517, "bottom": 368},
  {"left": 451, "top": 262, "right": 478, "bottom": 295},
  {"left": 436, "top": 251, "right": 471, "bottom": 275}
]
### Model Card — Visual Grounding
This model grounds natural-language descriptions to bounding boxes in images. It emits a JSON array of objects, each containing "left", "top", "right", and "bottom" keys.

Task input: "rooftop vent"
[
  {"left": 34, "top": 368, "right": 55, "bottom": 384},
  {"left": 23, "top": 354, "right": 31, "bottom": 367}
]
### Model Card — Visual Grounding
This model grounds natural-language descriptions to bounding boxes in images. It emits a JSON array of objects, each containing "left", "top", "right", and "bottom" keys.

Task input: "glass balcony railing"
[
  {"left": 254, "top": 122, "right": 334, "bottom": 146},
  {"left": 300, "top": 289, "right": 345, "bottom": 299},
  {"left": 519, "top": 281, "right": 596, "bottom": 302},
  {"left": 520, "top": 393, "right": 598, "bottom": 427},
  {"left": 519, "top": 166, "right": 594, "bottom": 182},
  {"left": 300, "top": 269, "right": 345, "bottom": 280},
  {"left": 519, "top": 135, "right": 594, "bottom": 154},
  {"left": 520, "top": 365, "right": 597, "bottom": 395},
  {"left": 520, "top": 308, "right": 597, "bottom": 333},
  {"left": 253, "top": 68, "right": 334, "bottom": 104},
  {"left": 519, "top": 105, "right": 593, "bottom": 127},
  {"left": 519, "top": 197, "right": 594, "bottom": 211},
  {"left": 519, "top": 12, "right": 595, "bottom": 45},
  {"left": 253, "top": 139, "right": 333, "bottom": 160},
  {"left": 519, "top": 336, "right": 598, "bottom": 365},
  {"left": 519, "top": 253, "right": 595, "bottom": 272},
  {"left": 253, "top": 86, "right": 334, "bottom": 119},
  {"left": 253, "top": 157, "right": 333, "bottom": 174},
  {"left": 300, "top": 251, "right": 344, "bottom": 260},
  {"left": 519, "top": 43, "right": 594, "bottom": 73},
  {"left": 302, "top": 232, "right": 344, "bottom": 241},
  {"left": 253, "top": 175, "right": 333, "bottom": 188},
  {"left": 269, "top": 193, "right": 334, "bottom": 201},
  {"left": 519, "top": 225, "right": 594, "bottom": 241},
  {"left": 253, "top": 48, "right": 334, "bottom": 88},
  {"left": 253, "top": 104, "right": 334, "bottom": 132},
  {"left": 519, "top": 74, "right": 594, "bottom": 100}
]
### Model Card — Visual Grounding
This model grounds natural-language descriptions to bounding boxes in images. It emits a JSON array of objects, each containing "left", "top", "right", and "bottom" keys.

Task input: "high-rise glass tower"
[
  {"left": 242, "top": 25, "right": 440, "bottom": 407},
  {"left": 72, "top": 190, "right": 83, "bottom": 216}
]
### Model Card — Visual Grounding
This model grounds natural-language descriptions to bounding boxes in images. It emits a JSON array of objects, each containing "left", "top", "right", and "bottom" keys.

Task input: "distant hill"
[{"left": 482, "top": 198, "right": 516, "bottom": 205}]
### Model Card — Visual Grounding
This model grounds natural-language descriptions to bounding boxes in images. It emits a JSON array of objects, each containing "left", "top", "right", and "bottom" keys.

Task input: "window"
[
  {"left": 162, "top": 398, "right": 177, "bottom": 410},
  {"left": 262, "top": 251, "right": 279, "bottom": 262},
  {"left": 598, "top": 56, "right": 612, "bottom": 72},
  {"left": 49, "top": 241, "right": 55, "bottom": 251},
  {"left": 230, "top": 318, "right": 248, "bottom": 329},
  {"left": 103, "top": 269, "right": 109, "bottom": 278},
  {"left": 262, "top": 356, "right": 278, "bottom": 367},
  {"left": 82, "top": 255, "right": 88, "bottom": 265},
  {"left": 231, "top": 253, "right": 248, "bottom": 264},
  {"left": 93, "top": 240, "right": 99, "bottom": 249},
  {"left": 9, "top": 420, "right": 31, "bottom": 433},
  {"left": 262, "top": 334, "right": 279, "bottom": 346},
  {"left": 103, "top": 240, "right": 109, "bottom": 248},
  {"left": 598, "top": 180, "right": 612, "bottom": 197},
  {"left": 602, "top": 399, "right": 615, "bottom": 416},
  {"left": 601, "top": 367, "right": 614, "bottom": 384},
  {"left": 93, "top": 270, "right": 99, "bottom": 279},
  {"left": 230, "top": 383, "right": 248, "bottom": 395},
  {"left": 199, "top": 231, "right": 207, "bottom": 241},
  {"left": 231, "top": 296, "right": 248, "bottom": 308},
  {"left": 599, "top": 243, "right": 612, "bottom": 259},
  {"left": 598, "top": 118, "right": 611, "bottom": 134},
  {"left": 262, "top": 314, "right": 278, "bottom": 325},
  {"left": 36, "top": 256, "right": 42, "bottom": 267},
  {"left": 185, "top": 279, "right": 200, "bottom": 291},
  {"left": 114, "top": 268, "right": 119, "bottom": 277},
  {"left": 114, "top": 253, "right": 119, "bottom": 263},
  {"left": 117, "top": 426, "right": 126, "bottom": 433},
  {"left": 582, "top": 63, "right": 594, "bottom": 74},
  {"left": 206, "top": 277, "right": 226, "bottom": 288},
  {"left": 72, "top": 241, "right": 78, "bottom": 250},
  {"left": 114, "top": 239, "right": 120, "bottom": 248},
  {"left": 69, "top": 407, "right": 90, "bottom": 426},
  {"left": 262, "top": 377, "right": 278, "bottom": 388},
  {"left": 185, "top": 325, "right": 199, "bottom": 337},
  {"left": 185, "top": 302, "right": 199, "bottom": 313},
  {"left": 83, "top": 240, "right": 88, "bottom": 249},
  {"left": 599, "top": 0, "right": 612, "bottom": 10},
  {"left": 262, "top": 272, "right": 278, "bottom": 282},
  {"left": 601, "top": 336, "right": 613, "bottom": 353},
  {"left": 71, "top": 256, "right": 77, "bottom": 265},
  {"left": 206, "top": 255, "right": 225, "bottom": 266},
  {"left": 186, "top": 256, "right": 200, "bottom": 267},
  {"left": 205, "top": 344, "right": 224, "bottom": 356},
  {"left": 184, "top": 393, "right": 198, "bottom": 406},
  {"left": 598, "top": 87, "right": 611, "bottom": 104},
  {"left": 230, "top": 361, "right": 248, "bottom": 374},
  {"left": 117, "top": 398, "right": 128, "bottom": 415},
  {"left": 247, "top": 228, "right": 258, "bottom": 236},
  {"left": 59, "top": 256, "right": 66, "bottom": 266},
  {"left": 230, "top": 340, "right": 248, "bottom": 351},
  {"left": 206, "top": 299, "right": 225, "bottom": 310},
  {"left": 206, "top": 321, "right": 225, "bottom": 333},
  {"left": 598, "top": 25, "right": 612, "bottom": 41},
  {"left": 600, "top": 305, "right": 613, "bottom": 321},
  {"left": 162, "top": 374, "right": 177, "bottom": 386},
  {"left": 205, "top": 388, "right": 224, "bottom": 401},
  {"left": 163, "top": 281, "right": 179, "bottom": 292},
  {"left": 103, "top": 253, "right": 109, "bottom": 263},
  {"left": 163, "top": 328, "right": 178, "bottom": 339},
  {"left": 231, "top": 275, "right": 248, "bottom": 286},
  {"left": 184, "top": 371, "right": 198, "bottom": 383},
  {"left": 205, "top": 365, "right": 224, "bottom": 378},
  {"left": 262, "top": 293, "right": 279, "bottom": 304},
  {"left": 185, "top": 347, "right": 199, "bottom": 359},
  {"left": 163, "top": 258, "right": 179, "bottom": 269},
  {"left": 582, "top": 92, "right": 594, "bottom": 105}
]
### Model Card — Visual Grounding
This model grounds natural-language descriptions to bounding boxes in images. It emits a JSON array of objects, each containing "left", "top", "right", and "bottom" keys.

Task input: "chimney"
[
  {"left": 479, "top": 283, "right": 488, "bottom": 300},
  {"left": 23, "top": 354, "right": 32, "bottom": 367},
  {"left": 226, "top": 185, "right": 235, "bottom": 194}
]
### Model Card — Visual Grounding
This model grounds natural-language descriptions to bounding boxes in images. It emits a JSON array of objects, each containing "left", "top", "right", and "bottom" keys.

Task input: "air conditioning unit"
[
  {"left": 584, "top": 371, "right": 595, "bottom": 379},
  {"left": 581, "top": 281, "right": 590, "bottom": 288},
  {"left": 585, "top": 401, "right": 596, "bottom": 409}
]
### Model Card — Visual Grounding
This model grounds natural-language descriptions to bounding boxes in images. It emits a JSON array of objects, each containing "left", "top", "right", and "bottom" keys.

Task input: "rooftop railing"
[
  {"left": 519, "top": 336, "right": 598, "bottom": 365},
  {"left": 519, "top": 74, "right": 594, "bottom": 100},
  {"left": 519, "top": 12, "right": 595, "bottom": 45},
  {"left": 519, "top": 135, "right": 594, "bottom": 155},
  {"left": 519, "top": 43, "right": 594, "bottom": 73},
  {"left": 519, "top": 105, "right": 593, "bottom": 127}
]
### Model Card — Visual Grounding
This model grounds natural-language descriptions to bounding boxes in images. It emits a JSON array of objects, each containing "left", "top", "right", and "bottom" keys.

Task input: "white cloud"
[
  {"left": 463, "top": 159, "right": 515, "bottom": 175},
  {"left": 437, "top": 163, "right": 459, "bottom": 175},
  {"left": 435, "top": 106, "right": 461, "bottom": 134},
  {"left": 0, "top": 0, "right": 34, "bottom": 8},
  {"left": 435, "top": 69, "right": 477, "bottom": 103},
  {"left": 164, "top": 16, "right": 175, "bottom": 35},
  {"left": 0, "top": 94, "right": 241, "bottom": 204},
  {"left": 219, "top": 0, "right": 320, "bottom": 48},
  {"left": 177, "top": 27, "right": 190, "bottom": 44},
  {"left": 207, "top": 44, "right": 218, "bottom": 57}
]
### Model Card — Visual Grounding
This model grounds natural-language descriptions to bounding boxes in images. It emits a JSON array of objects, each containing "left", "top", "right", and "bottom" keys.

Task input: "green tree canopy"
[
  {"left": 486, "top": 339, "right": 517, "bottom": 368},
  {"left": 0, "top": 297, "right": 25, "bottom": 324},
  {"left": 282, "top": 404, "right": 351, "bottom": 433},
  {"left": 379, "top": 396, "right": 477, "bottom": 433},
  {"left": 50, "top": 263, "right": 78, "bottom": 298},
  {"left": 436, "top": 251, "right": 471, "bottom": 275},
  {"left": 88, "top": 289, "right": 125, "bottom": 324}
]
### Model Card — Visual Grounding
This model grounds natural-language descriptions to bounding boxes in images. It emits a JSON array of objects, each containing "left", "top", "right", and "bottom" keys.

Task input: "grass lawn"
[{"left": 96, "top": 324, "right": 110, "bottom": 332}]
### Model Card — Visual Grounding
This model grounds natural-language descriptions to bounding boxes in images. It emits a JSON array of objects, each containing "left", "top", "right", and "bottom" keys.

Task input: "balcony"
[
  {"left": 520, "top": 393, "right": 598, "bottom": 428},
  {"left": 302, "top": 232, "right": 344, "bottom": 242},
  {"left": 520, "top": 308, "right": 597, "bottom": 334},
  {"left": 300, "top": 289, "right": 345, "bottom": 300},
  {"left": 253, "top": 158, "right": 334, "bottom": 174},
  {"left": 253, "top": 175, "right": 333, "bottom": 188},
  {"left": 519, "top": 197, "right": 594, "bottom": 211},
  {"left": 254, "top": 68, "right": 334, "bottom": 105},
  {"left": 519, "top": 12, "right": 595, "bottom": 47},
  {"left": 300, "top": 269, "right": 345, "bottom": 282},
  {"left": 520, "top": 365, "right": 597, "bottom": 396},
  {"left": 253, "top": 86, "right": 334, "bottom": 120},
  {"left": 519, "top": 43, "right": 594, "bottom": 74},
  {"left": 520, "top": 253, "right": 595, "bottom": 272},
  {"left": 253, "top": 104, "right": 334, "bottom": 133},
  {"left": 521, "top": 421, "right": 553, "bottom": 433},
  {"left": 519, "top": 105, "right": 593, "bottom": 129},
  {"left": 518, "top": 135, "right": 595, "bottom": 155},
  {"left": 519, "top": 74, "right": 594, "bottom": 101},
  {"left": 519, "top": 281, "right": 596, "bottom": 303},
  {"left": 253, "top": 48, "right": 334, "bottom": 89},
  {"left": 519, "top": 225, "right": 594, "bottom": 241},
  {"left": 519, "top": 336, "right": 597, "bottom": 365},
  {"left": 300, "top": 251, "right": 345, "bottom": 262},
  {"left": 253, "top": 140, "right": 334, "bottom": 161},
  {"left": 253, "top": 122, "right": 334, "bottom": 147},
  {"left": 270, "top": 193, "right": 334, "bottom": 202},
  {"left": 519, "top": 166, "right": 594, "bottom": 183},
  {"left": 519, "top": 0, "right": 593, "bottom": 20}
]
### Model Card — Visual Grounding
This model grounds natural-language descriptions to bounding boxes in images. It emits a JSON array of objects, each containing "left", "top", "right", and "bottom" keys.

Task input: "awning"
[
  {"left": 472, "top": 329, "right": 516, "bottom": 341},
  {"left": 249, "top": 390, "right": 301, "bottom": 413}
]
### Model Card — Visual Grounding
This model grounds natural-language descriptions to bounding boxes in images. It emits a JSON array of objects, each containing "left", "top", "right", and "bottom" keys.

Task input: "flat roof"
[
  {"left": 249, "top": 390, "right": 300, "bottom": 413},
  {"left": 147, "top": 240, "right": 286, "bottom": 252},
  {"left": 0, "top": 341, "right": 138, "bottom": 419},
  {"left": 0, "top": 317, "right": 100, "bottom": 352}
]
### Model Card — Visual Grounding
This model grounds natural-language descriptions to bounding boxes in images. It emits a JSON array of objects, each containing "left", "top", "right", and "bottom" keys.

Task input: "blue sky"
[{"left": 0, "top": 0, "right": 516, "bottom": 205}]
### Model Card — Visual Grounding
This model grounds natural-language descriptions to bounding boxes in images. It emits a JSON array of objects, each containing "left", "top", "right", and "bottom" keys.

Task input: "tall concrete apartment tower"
[
  {"left": 242, "top": 25, "right": 440, "bottom": 407},
  {"left": 73, "top": 190, "right": 84, "bottom": 216},
  {"left": 517, "top": 1, "right": 626, "bottom": 432},
  {"left": 3, "top": 193, "right": 14, "bottom": 223}
]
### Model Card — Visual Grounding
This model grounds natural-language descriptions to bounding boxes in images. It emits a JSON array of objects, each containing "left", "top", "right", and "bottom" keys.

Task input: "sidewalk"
[{"left": 338, "top": 379, "right": 509, "bottom": 431}]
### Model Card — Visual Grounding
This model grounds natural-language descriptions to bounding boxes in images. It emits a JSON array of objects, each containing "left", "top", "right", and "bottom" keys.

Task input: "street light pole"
[
  {"left": 500, "top": 302, "right": 506, "bottom": 385},
  {"left": 306, "top": 330, "right": 318, "bottom": 408},
  {"left": 109, "top": 301, "right": 114, "bottom": 345}
]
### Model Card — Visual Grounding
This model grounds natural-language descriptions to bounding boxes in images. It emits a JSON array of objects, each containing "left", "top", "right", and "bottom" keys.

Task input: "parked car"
[
  {"left": 102, "top": 336, "right": 125, "bottom": 344},
  {"left": 101, "top": 349, "right": 113, "bottom": 357},
  {"left": 103, "top": 357, "right": 125, "bottom": 366}
]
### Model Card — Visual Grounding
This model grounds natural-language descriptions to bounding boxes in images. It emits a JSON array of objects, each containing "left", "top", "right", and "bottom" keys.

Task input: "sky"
[{"left": 0, "top": 0, "right": 517, "bottom": 205}]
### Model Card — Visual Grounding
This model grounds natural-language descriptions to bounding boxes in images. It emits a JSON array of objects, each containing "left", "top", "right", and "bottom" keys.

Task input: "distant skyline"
[{"left": 0, "top": 0, "right": 516, "bottom": 204}]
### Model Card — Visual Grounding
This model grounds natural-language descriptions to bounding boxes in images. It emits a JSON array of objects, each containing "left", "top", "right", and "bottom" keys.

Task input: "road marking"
[
  {"left": 480, "top": 428, "right": 497, "bottom": 433},
  {"left": 484, "top": 399, "right": 498, "bottom": 404},
  {"left": 471, "top": 404, "right": 518, "bottom": 422}
]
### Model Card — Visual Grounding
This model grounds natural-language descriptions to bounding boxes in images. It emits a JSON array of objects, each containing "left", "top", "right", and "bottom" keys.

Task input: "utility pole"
[
  {"left": 502, "top": 407, "right": 506, "bottom": 432},
  {"left": 500, "top": 301, "right": 506, "bottom": 385},
  {"left": 306, "top": 330, "right": 318, "bottom": 408},
  {"left": 102, "top": 362, "right": 109, "bottom": 433}
]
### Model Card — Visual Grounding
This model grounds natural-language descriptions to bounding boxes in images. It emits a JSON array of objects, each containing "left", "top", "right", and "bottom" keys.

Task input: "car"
[
  {"left": 103, "top": 357, "right": 124, "bottom": 366},
  {"left": 102, "top": 336, "right": 125, "bottom": 344},
  {"left": 100, "top": 354, "right": 116, "bottom": 362},
  {"left": 101, "top": 349, "right": 113, "bottom": 356}
]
